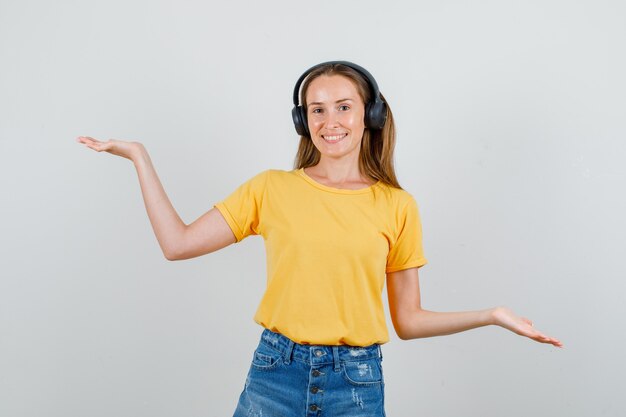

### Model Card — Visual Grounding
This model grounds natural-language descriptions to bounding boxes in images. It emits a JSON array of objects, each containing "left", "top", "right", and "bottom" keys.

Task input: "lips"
[{"left": 322, "top": 133, "right": 347, "bottom": 143}]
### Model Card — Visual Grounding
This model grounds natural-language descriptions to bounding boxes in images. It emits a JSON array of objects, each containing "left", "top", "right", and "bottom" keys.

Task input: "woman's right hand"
[{"left": 76, "top": 136, "right": 144, "bottom": 162}]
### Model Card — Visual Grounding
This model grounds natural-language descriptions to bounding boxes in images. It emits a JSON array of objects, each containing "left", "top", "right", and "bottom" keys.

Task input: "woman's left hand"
[{"left": 491, "top": 306, "right": 564, "bottom": 348}]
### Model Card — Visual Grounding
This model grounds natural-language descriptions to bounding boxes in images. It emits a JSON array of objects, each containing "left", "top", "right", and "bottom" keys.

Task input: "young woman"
[{"left": 77, "top": 61, "right": 562, "bottom": 417}]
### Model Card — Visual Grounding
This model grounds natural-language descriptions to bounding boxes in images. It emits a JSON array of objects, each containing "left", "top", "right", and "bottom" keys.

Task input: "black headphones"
[{"left": 291, "top": 60, "right": 388, "bottom": 137}]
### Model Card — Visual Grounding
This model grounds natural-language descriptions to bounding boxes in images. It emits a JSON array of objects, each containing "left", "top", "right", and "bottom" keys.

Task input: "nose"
[{"left": 323, "top": 109, "right": 341, "bottom": 129}]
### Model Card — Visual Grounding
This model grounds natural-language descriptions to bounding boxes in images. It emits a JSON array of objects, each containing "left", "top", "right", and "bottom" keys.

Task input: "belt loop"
[
  {"left": 378, "top": 344, "right": 382, "bottom": 359},
  {"left": 332, "top": 346, "right": 340, "bottom": 372},
  {"left": 284, "top": 338, "right": 295, "bottom": 364}
]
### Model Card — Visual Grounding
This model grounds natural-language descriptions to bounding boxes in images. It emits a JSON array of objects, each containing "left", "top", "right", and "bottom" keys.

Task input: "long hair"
[{"left": 292, "top": 63, "right": 403, "bottom": 190}]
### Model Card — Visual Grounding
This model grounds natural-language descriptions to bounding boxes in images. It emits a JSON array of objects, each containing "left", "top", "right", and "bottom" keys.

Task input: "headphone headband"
[{"left": 291, "top": 60, "right": 387, "bottom": 137}]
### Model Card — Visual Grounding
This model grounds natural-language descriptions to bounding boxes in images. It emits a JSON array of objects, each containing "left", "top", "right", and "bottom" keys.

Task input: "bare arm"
[
  {"left": 386, "top": 267, "right": 563, "bottom": 347},
  {"left": 170, "top": 207, "right": 236, "bottom": 260},
  {"left": 77, "top": 136, "right": 236, "bottom": 260},
  {"left": 132, "top": 148, "right": 187, "bottom": 260},
  {"left": 133, "top": 147, "right": 236, "bottom": 260}
]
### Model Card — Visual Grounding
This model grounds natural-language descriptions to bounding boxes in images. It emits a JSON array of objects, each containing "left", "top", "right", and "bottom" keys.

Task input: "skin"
[
  {"left": 302, "top": 74, "right": 375, "bottom": 189},
  {"left": 76, "top": 74, "right": 563, "bottom": 347}
]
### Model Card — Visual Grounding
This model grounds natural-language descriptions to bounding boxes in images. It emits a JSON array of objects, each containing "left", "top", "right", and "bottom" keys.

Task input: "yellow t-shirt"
[{"left": 214, "top": 168, "right": 427, "bottom": 346}]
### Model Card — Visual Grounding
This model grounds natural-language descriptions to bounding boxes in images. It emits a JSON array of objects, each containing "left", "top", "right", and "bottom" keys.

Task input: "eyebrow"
[{"left": 308, "top": 98, "right": 354, "bottom": 106}]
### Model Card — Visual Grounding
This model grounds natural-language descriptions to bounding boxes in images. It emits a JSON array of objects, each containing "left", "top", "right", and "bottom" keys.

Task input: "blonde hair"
[{"left": 292, "top": 63, "right": 403, "bottom": 190}]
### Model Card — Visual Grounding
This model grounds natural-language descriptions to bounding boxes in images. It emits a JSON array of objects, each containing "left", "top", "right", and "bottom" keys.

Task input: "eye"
[
  {"left": 311, "top": 108, "right": 322, "bottom": 114},
  {"left": 339, "top": 105, "right": 350, "bottom": 111}
]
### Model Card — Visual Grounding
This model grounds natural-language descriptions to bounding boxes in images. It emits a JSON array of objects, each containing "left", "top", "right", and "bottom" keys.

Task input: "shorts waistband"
[{"left": 258, "top": 328, "right": 382, "bottom": 369}]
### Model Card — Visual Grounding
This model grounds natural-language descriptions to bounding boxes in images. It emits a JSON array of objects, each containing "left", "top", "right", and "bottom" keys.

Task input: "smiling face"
[{"left": 305, "top": 75, "right": 366, "bottom": 161}]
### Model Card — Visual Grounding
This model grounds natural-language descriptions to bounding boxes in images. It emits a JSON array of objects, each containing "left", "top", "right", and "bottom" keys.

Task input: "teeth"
[{"left": 323, "top": 134, "right": 347, "bottom": 141}]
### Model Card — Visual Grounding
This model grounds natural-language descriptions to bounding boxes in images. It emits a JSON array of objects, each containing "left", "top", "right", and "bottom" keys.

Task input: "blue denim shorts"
[{"left": 233, "top": 328, "right": 386, "bottom": 417}]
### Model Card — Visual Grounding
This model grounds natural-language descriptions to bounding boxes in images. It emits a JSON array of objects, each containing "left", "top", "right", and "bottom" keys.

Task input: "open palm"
[
  {"left": 76, "top": 136, "right": 143, "bottom": 161},
  {"left": 492, "top": 306, "right": 563, "bottom": 347}
]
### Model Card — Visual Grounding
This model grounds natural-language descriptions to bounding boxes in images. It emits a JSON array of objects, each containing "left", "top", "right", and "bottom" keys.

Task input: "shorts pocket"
[
  {"left": 250, "top": 343, "right": 284, "bottom": 371},
  {"left": 341, "top": 357, "right": 383, "bottom": 386}
]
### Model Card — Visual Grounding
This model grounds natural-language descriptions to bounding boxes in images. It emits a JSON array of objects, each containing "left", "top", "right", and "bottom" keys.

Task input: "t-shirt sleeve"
[
  {"left": 386, "top": 195, "right": 428, "bottom": 273},
  {"left": 213, "top": 170, "right": 269, "bottom": 243}
]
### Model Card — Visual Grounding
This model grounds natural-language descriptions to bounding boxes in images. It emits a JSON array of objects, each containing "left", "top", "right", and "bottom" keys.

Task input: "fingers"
[
  {"left": 518, "top": 319, "right": 563, "bottom": 348},
  {"left": 77, "top": 136, "right": 109, "bottom": 152},
  {"left": 531, "top": 330, "right": 564, "bottom": 348},
  {"left": 544, "top": 337, "right": 563, "bottom": 348},
  {"left": 77, "top": 136, "right": 107, "bottom": 145},
  {"left": 77, "top": 135, "right": 97, "bottom": 144},
  {"left": 76, "top": 136, "right": 96, "bottom": 149}
]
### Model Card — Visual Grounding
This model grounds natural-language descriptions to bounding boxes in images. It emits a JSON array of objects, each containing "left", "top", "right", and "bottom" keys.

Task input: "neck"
[{"left": 307, "top": 156, "right": 371, "bottom": 184}]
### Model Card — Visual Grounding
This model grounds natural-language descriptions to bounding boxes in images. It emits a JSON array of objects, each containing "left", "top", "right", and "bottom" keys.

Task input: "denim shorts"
[{"left": 233, "top": 328, "right": 386, "bottom": 417}]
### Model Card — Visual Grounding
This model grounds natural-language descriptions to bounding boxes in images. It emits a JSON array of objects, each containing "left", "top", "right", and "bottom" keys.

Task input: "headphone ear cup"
[
  {"left": 291, "top": 106, "right": 309, "bottom": 137},
  {"left": 299, "top": 106, "right": 309, "bottom": 136},
  {"left": 365, "top": 100, "right": 388, "bottom": 130}
]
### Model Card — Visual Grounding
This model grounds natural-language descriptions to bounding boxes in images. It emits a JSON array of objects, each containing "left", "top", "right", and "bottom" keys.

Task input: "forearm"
[
  {"left": 398, "top": 308, "right": 495, "bottom": 340},
  {"left": 132, "top": 146, "right": 186, "bottom": 259}
]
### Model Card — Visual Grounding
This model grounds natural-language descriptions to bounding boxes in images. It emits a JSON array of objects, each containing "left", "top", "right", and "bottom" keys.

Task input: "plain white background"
[{"left": 1, "top": 0, "right": 624, "bottom": 416}]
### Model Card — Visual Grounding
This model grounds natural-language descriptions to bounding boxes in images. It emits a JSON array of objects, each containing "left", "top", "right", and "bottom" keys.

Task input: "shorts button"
[
  {"left": 311, "top": 386, "right": 319, "bottom": 393},
  {"left": 312, "top": 369, "right": 321, "bottom": 376},
  {"left": 314, "top": 350, "right": 324, "bottom": 357},
  {"left": 309, "top": 405, "right": 320, "bottom": 411}
]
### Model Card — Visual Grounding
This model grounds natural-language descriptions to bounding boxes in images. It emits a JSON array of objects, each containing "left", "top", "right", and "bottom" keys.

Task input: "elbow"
[
  {"left": 164, "top": 249, "right": 180, "bottom": 261},
  {"left": 396, "top": 327, "right": 422, "bottom": 341},
  {"left": 161, "top": 224, "right": 192, "bottom": 261},
  {"left": 393, "top": 309, "right": 425, "bottom": 341},
  {"left": 392, "top": 319, "right": 411, "bottom": 341},
  {"left": 396, "top": 327, "right": 413, "bottom": 341}
]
